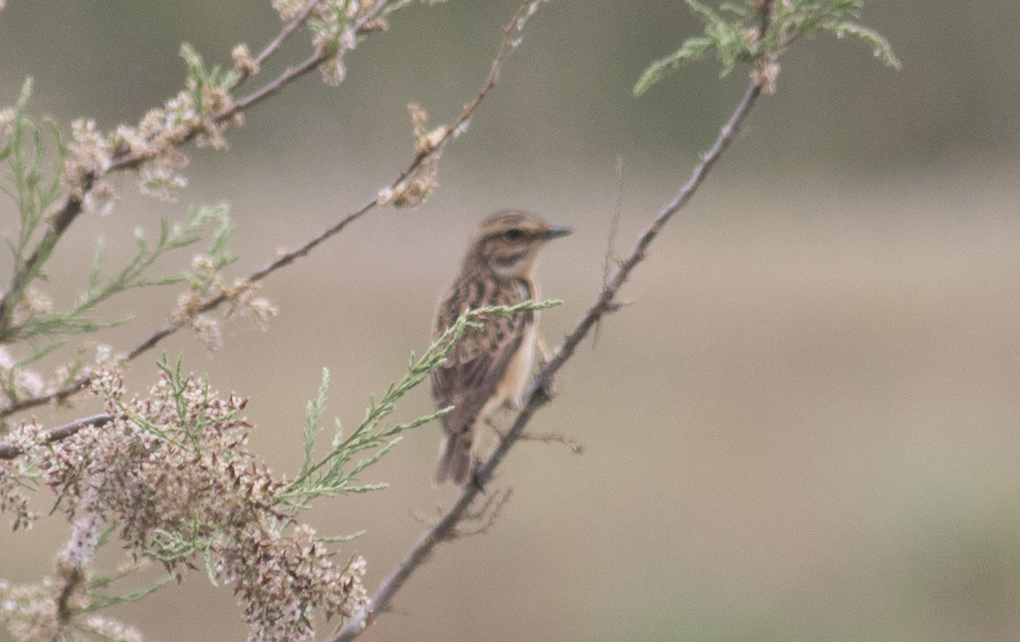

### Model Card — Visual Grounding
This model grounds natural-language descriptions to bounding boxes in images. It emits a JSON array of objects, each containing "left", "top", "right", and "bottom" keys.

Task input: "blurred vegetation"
[{"left": 0, "top": 0, "right": 1017, "bottom": 176}]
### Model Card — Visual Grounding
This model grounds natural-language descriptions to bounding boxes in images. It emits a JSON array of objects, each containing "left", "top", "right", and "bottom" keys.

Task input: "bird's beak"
[{"left": 543, "top": 225, "right": 573, "bottom": 240}]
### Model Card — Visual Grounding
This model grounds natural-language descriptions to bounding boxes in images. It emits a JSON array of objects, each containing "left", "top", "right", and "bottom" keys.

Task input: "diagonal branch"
[
  {"left": 107, "top": 0, "right": 397, "bottom": 176},
  {"left": 0, "top": 0, "right": 540, "bottom": 425},
  {"left": 240, "top": 0, "right": 329, "bottom": 87},
  {"left": 331, "top": 33, "right": 773, "bottom": 642},
  {"left": 0, "top": 0, "right": 393, "bottom": 340}
]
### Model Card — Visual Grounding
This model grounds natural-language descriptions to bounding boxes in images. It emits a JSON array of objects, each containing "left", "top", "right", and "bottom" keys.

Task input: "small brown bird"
[{"left": 431, "top": 210, "right": 571, "bottom": 486}]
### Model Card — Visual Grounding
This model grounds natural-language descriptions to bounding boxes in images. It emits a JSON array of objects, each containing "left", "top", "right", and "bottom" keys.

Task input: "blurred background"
[{"left": 2, "top": 1, "right": 1020, "bottom": 641}]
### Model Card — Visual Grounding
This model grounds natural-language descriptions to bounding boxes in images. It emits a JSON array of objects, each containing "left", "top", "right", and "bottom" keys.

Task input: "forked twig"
[{"left": 592, "top": 156, "right": 624, "bottom": 348}]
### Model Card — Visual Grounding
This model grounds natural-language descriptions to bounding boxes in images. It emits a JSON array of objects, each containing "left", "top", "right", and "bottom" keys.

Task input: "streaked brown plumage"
[{"left": 431, "top": 210, "right": 571, "bottom": 486}]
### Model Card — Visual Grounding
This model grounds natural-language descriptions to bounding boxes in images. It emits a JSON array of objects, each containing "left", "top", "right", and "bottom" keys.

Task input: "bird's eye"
[{"left": 503, "top": 229, "right": 523, "bottom": 241}]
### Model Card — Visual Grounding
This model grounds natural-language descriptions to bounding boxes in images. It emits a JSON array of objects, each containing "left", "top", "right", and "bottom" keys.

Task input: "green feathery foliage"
[
  {"left": 0, "top": 83, "right": 239, "bottom": 372},
  {"left": 634, "top": 0, "right": 900, "bottom": 96},
  {"left": 278, "top": 299, "right": 562, "bottom": 507}
]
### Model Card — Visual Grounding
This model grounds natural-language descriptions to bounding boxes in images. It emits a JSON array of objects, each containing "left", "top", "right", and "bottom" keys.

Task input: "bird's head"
[{"left": 468, "top": 210, "right": 572, "bottom": 278}]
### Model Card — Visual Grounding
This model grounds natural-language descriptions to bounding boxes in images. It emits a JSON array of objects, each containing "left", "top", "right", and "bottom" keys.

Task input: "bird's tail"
[{"left": 434, "top": 431, "right": 473, "bottom": 486}]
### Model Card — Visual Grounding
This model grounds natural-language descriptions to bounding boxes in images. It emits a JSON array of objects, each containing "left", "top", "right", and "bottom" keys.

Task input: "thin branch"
[
  {"left": 245, "top": 0, "right": 329, "bottom": 85},
  {"left": 511, "top": 430, "right": 584, "bottom": 454},
  {"left": 592, "top": 156, "right": 624, "bottom": 348},
  {"left": 0, "top": 176, "right": 92, "bottom": 338},
  {"left": 331, "top": 22, "right": 773, "bottom": 642},
  {"left": 108, "top": 0, "right": 397, "bottom": 174},
  {"left": 383, "top": 0, "right": 530, "bottom": 194},
  {"left": 0, "top": 0, "right": 394, "bottom": 337},
  {"left": 0, "top": 0, "right": 536, "bottom": 422},
  {"left": 0, "top": 413, "right": 111, "bottom": 460}
]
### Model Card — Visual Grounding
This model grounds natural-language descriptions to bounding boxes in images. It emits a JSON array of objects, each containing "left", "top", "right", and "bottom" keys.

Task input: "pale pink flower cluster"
[
  {"left": 305, "top": 1, "right": 391, "bottom": 86},
  {"left": 231, "top": 281, "right": 279, "bottom": 332},
  {"left": 272, "top": 0, "right": 306, "bottom": 20},
  {"left": 62, "top": 119, "right": 116, "bottom": 214},
  {"left": 61, "top": 474, "right": 105, "bottom": 567},
  {"left": 377, "top": 104, "right": 439, "bottom": 208},
  {"left": 311, "top": 2, "right": 361, "bottom": 86},
  {"left": 0, "top": 578, "right": 61, "bottom": 642},
  {"left": 0, "top": 419, "right": 40, "bottom": 531},
  {"left": 0, "top": 574, "right": 143, "bottom": 642},
  {"left": 31, "top": 365, "right": 366, "bottom": 642},
  {"left": 751, "top": 58, "right": 780, "bottom": 94},
  {"left": 232, "top": 44, "right": 260, "bottom": 76},
  {"left": 0, "top": 346, "right": 120, "bottom": 447},
  {"left": 63, "top": 119, "right": 111, "bottom": 189},
  {"left": 190, "top": 314, "right": 224, "bottom": 352},
  {"left": 11, "top": 287, "right": 54, "bottom": 327},
  {"left": 79, "top": 615, "right": 144, "bottom": 642},
  {"left": 127, "top": 106, "right": 191, "bottom": 201},
  {"left": 224, "top": 526, "right": 369, "bottom": 641},
  {"left": 60, "top": 50, "right": 243, "bottom": 208}
]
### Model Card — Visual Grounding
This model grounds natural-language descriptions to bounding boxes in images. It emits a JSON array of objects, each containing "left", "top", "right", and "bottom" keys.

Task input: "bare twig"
[
  {"left": 490, "top": 415, "right": 583, "bottom": 454},
  {"left": 592, "top": 156, "right": 624, "bottom": 348},
  {"left": 382, "top": 0, "right": 531, "bottom": 200},
  {"left": 451, "top": 488, "right": 513, "bottom": 538},
  {"left": 242, "top": 0, "right": 328, "bottom": 85},
  {"left": 513, "top": 430, "right": 584, "bottom": 454}
]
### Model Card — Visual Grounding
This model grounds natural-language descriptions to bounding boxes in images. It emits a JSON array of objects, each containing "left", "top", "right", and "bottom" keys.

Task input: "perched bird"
[{"left": 431, "top": 210, "right": 571, "bottom": 486}]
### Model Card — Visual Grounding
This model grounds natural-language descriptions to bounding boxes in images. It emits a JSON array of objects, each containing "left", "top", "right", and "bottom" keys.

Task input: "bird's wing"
[{"left": 431, "top": 278, "right": 533, "bottom": 435}]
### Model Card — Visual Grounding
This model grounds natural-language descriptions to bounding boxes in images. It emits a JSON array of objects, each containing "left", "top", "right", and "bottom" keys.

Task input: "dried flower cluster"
[
  {"left": 310, "top": 1, "right": 361, "bottom": 85},
  {"left": 172, "top": 255, "right": 278, "bottom": 353},
  {"left": 1, "top": 362, "right": 367, "bottom": 642},
  {"left": 59, "top": 41, "right": 244, "bottom": 212},
  {"left": 0, "top": 578, "right": 63, "bottom": 642},
  {"left": 272, "top": 0, "right": 309, "bottom": 20},
  {"left": 751, "top": 58, "right": 780, "bottom": 94},
  {"left": 62, "top": 119, "right": 114, "bottom": 214},
  {"left": 0, "top": 345, "right": 120, "bottom": 416},
  {"left": 0, "top": 574, "right": 144, "bottom": 642},
  {"left": 232, "top": 44, "right": 260, "bottom": 76},
  {"left": 0, "top": 419, "right": 38, "bottom": 531},
  {"left": 377, "top": 104, "right": 440, "bottom": 208}
]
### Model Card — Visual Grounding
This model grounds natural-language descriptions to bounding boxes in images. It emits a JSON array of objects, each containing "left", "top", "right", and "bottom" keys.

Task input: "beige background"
[{"left": 2, "top": 1, "right": 1020, "bottom": 641}]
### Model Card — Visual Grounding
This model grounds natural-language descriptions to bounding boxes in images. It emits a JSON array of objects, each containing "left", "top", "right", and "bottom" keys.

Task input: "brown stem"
[
  {"left": 0, "top": 183, "right": 89, "bottom": 341},
  {"left": 0, "top": 413, "right": 111, "bottom": 460}
]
